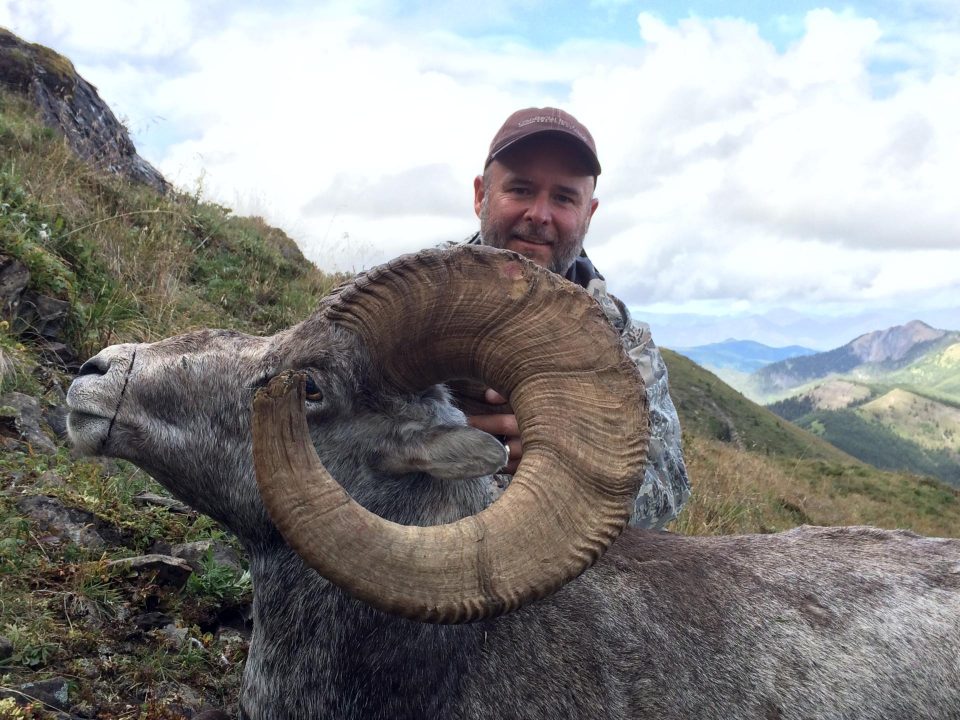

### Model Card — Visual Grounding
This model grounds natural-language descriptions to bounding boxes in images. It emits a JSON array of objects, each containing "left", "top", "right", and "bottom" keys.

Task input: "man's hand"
[{"left": 466, "top": 388, "right": 522, "bottom": 474}]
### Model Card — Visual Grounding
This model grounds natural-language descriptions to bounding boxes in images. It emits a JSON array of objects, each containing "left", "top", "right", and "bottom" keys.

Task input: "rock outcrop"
[
  {"left": 1, "top": 254, "right": 80, "bottom": 369},
  {"left": 0, "top": 27, "right": 167, "bottom": 193}
]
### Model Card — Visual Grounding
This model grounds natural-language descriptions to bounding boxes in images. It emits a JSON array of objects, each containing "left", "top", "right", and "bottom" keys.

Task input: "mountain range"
[
  {"left": 752, "top": 320, "right": 960, "bottom": 400},
  {"left": 673, "top": 339, "right": 817, "bottom": 374},
  {"left": 674, "top": 320, "right": 960, "bottom": 486}
]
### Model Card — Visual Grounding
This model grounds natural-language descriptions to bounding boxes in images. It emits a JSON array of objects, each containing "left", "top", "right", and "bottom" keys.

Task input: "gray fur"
[{"left": 67, "top": 321, "right": 960, "bottom": 719}]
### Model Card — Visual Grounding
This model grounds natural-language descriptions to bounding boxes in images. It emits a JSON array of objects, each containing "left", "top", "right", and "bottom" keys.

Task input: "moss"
[{"left": 29, "top": 43, "right": 77, "bottom": 85}]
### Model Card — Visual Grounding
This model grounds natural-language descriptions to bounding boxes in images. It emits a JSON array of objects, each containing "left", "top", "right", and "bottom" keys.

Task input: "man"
[{"left": 461, "top": 107, "right": 690, "bottom": 529}]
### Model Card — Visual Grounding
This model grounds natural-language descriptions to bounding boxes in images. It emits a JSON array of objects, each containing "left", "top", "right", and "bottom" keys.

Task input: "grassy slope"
[
  {"left": 662, "top": 348, "right": 853, "bottom": 463},
  {"left": 1, "top": 88, "right": 345, "bottom": 388},
  {"left": 858, "top": 388, "right": 960, "bottom": 451},
  {"left": 672, "top": 432, "right": 960, "bottom": 537},
  {"left": 760, "top": 374, "right": 960, "bottom": 487},
  {"left": 884, "top": 340, "right": 960, "bottom": 403},
  {"left": 662, "top": 348, "right": 960, "bottom": 531},
  {"left": 792, "top": 409, "right": 960, "bottom": 488}
]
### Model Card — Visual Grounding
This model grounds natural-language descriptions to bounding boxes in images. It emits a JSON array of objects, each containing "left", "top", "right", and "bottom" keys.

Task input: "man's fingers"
[
  {"left": 500, "top": 438, "right": 522, "bottom": 474},
  {"left": 466, "top": 413, "right": 519, "bottom": 437},
  {"left": 484, "top": 388, "right": 509, "bottom": 405}
]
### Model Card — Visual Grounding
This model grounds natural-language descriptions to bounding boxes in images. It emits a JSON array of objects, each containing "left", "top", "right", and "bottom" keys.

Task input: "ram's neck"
[
  {"left": 240, "top": 540, "right": 485, "bottom": 720},
  {"left": 319, "top": 455, "right": 497, "bottom": 526}
]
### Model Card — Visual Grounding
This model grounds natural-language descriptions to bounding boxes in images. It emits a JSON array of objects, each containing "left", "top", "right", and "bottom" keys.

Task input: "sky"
[{"left": 1, "top": 0, "right": 958, "bottom": 349}]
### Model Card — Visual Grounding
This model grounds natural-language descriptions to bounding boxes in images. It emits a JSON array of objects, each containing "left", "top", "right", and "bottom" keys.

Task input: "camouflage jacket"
[{"left": 459, "top": 234, "right": 691, "bottom": 529}]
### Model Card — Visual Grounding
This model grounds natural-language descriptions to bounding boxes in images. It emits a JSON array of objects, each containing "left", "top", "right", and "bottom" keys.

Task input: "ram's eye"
[{"left": 304, "top": 376, "right": 323, "bottom": 402}]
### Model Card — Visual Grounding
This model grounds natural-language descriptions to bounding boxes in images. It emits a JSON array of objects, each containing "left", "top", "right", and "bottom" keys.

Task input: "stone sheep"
[{"left": 67, "top": 246, "right": 960, "bottom": 719}]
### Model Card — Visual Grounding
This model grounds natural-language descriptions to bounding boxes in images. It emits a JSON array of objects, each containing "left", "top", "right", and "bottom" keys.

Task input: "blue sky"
[
  {"left": 440, "top": 1, "right": 818, "bottom": 48},
  {"left": 1, "top": 0, "right": 958, "bottom": 348}
]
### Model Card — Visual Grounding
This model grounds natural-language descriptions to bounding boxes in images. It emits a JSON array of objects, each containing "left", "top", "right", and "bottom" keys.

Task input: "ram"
[{"left": 67, "top": 246, "right": 960, "bottom": 719}]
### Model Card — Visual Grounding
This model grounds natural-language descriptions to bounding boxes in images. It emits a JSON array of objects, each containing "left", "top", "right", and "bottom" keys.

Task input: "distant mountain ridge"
[
  {"left": 674, "top": 339, "right": 817, "bottom": 374},
  {"left": 885, "top": 341, "right": 960, "bottom": 403},
  {"left": 849, "top": 319, "right": 947, "bottom": 363},
  {"left": 753, "top": 320, "right": 959, "bottom": 397}
]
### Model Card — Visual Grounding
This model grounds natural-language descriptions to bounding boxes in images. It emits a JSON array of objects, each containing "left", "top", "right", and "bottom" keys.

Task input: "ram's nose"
[
  {"left": 77, "top": 343, "right": 138, "bottom": 376},
  {"left": 67, "top": 344, "right": 139, "bottom": 413},
  {"left": 77, "top": 355, "right": 109, "bottom": 377}
]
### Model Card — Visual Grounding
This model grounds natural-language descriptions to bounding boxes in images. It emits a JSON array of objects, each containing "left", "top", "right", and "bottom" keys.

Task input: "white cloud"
[
  {"left": 1, "top": 0, "right": 198, "bottom": 58},
  {"left": 568, "top": 9, "right": 960, "bottom": 318}
]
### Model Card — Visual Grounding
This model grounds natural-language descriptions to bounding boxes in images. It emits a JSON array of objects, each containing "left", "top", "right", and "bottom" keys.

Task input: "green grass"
[
  {"left": 881, "top": 340, "right": 960, "bottom": 404},
  {"left": 0, "top": 87, "right": 348, "bottom": 715},
  {"left": 672, "top": 433, "right": 960, "bottom": 537},
  {"left": 0, "top": 445, "right": 248, "bottom": 716},
  {"left": 662, "top": 348, "right": 960, "bottom": 534},
  {"left": 0, "top": 87, "right": 346, "bottom": 366}
]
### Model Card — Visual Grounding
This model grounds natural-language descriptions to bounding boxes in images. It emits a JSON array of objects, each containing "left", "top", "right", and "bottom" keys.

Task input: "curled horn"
[{"left": 253, "top": 245, "right": 648, "bottom": 622}]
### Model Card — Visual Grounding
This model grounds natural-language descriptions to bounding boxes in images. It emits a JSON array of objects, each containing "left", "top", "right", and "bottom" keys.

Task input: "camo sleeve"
[
  {"left": 580, "top": 280, "right": 689, "bottom": 528},
  {"left": 617, "top": 314, "right": 691, "bottom": 528}
]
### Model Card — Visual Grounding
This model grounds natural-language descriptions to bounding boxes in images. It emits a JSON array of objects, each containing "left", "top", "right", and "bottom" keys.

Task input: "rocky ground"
[
  {"left": 2, "top": 201, "right": 245, "bottom": 719},
  {"left": 0, "top": 384, "right": 249, "bottom": 719}
]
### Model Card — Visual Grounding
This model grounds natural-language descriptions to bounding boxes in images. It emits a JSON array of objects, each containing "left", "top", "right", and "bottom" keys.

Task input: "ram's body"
[
  {"left": 241, "top": 525, "right": 960, "bottom": 719},
  {"left": 66, "top": 248, "right": 960, "bottom": 719}
]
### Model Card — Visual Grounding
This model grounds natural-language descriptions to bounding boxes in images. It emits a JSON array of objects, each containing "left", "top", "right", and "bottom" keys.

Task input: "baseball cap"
[{"left": 485, "top": 107, "right": 601, "bottom": 176}]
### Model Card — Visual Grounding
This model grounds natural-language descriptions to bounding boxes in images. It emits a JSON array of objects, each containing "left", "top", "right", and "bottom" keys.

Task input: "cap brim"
[{"left": 487, "top": 130, "right": 601, "bottom": 176}]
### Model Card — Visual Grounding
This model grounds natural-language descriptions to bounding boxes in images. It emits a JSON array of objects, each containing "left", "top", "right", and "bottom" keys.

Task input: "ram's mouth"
[
  {"left": 67, "top": 407, "right": 111, "bottom": 421},
  {"left": 66, "top": 410, "right": 113, "bottom": 456}
]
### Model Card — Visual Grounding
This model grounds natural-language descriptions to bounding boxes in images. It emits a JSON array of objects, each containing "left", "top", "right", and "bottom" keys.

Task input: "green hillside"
[
  {"left": 858, "top": 388, "right": 960, "bottom": 452},
  {"left": 794, "top": 409, "right": 960, "bottom": 487},
  {"left": 664, "top": 351, "right": 960, "bottom": 529},
  {"left": 674, "top": 432, "right": 960, "bottom": 537},
  {"left": 1, "top": 86, "right": 346, "bottom": 395},
  {"left": 762, "top": 358, "right": 960, "bottom": 484},
  {"left": 662, "top": 348, "right": 853, "bottom": 463},
  {"left": 1, "top": 84, "right": 348, "bottom": 715},
  {"left": 885, "top": 341, "right": 960, "bottom": 403}
]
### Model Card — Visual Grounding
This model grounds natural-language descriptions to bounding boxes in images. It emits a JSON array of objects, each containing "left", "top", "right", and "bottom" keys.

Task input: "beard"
[{"left": 479, "top": 201, "right": 588, "bottom": 276}]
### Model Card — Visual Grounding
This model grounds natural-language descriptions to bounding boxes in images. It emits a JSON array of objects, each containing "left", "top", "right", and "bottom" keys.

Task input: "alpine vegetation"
[{"left": 67, "top": 246, "right": 960, "bottom": 719}]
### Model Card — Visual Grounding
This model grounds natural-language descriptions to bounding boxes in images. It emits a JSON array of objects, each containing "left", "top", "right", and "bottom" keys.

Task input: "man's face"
[{"left": 475, "top": 135, "right": 599, "bottom": 275}]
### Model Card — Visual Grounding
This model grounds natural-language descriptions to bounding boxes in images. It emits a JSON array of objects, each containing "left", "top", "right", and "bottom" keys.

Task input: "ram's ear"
[{"left": 380, "top": 426, "right": 508, "bottom": 480}]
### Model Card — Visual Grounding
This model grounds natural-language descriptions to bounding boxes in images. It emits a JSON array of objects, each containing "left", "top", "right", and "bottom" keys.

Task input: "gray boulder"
[
  {"left": 0, "top": 676, "right": 71, "bottom": 712},
  {"left": 0, "top": 392, "right": 57, "bottom": 454},
  {"left": 15, "top": 495, "right": 106, "bottom": 549},
  {"left": 107, "top": 554, "right": 193, "bottom": 588},
  {"left": 0, "top": 28, "right": 168, "bottom": 193},
  {"left": 0, "top": 254, "right": 29, "bottom": 317}
]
